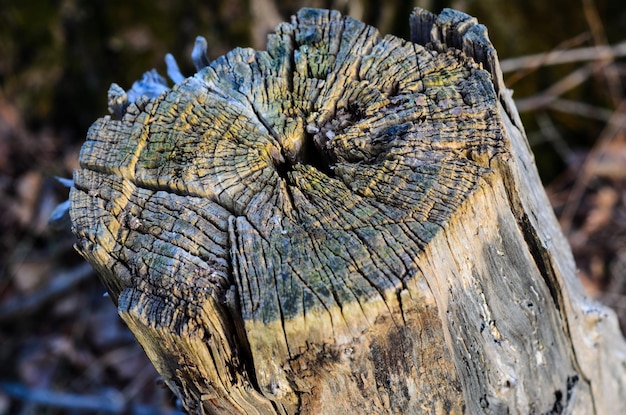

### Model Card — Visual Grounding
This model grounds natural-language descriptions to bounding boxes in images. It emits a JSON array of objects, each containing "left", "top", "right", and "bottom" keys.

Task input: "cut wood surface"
[{"left": 70, "top": 7, "right": 626, "bottom": 414}]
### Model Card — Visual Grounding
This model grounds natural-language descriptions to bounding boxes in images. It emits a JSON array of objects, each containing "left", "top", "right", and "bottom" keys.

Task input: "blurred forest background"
[{"left": 1, "top": 0, "right": 626, "bottom": 413}]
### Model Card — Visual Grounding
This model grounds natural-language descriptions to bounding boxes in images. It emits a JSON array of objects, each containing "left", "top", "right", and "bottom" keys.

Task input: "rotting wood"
[{"left": 70, "top": 7, "right": 626, "bottom": 414}]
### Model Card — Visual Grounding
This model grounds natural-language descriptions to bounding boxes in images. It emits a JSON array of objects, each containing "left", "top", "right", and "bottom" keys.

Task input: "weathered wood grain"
[{"left": 70, "top": 7, "right": 626, "bottom": 414}]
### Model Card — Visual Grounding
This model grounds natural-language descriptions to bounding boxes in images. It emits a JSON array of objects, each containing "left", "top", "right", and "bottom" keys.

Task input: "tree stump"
[{"left": 70, "top": 7, "right": 626, "bottom": 414}]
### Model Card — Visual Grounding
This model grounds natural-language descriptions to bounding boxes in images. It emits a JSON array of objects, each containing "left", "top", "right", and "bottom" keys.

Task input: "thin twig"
[
  {"left": 547, "top": 99, "right": 626, "bottom": 128},
  {"left": 514, "top": 64, "right": 596, "bottom": 112},
  {"left": 534, "top": 112, "right": 576, "bottom": 167},
  {"left": 582, "top": 0, "right": 624, "bottom": 105},
  {"left": 503, "top": 32, "right": 592, "bottom": 87},
  {"left": 499, "top": 41, "right": 626, "bottom": 73}
]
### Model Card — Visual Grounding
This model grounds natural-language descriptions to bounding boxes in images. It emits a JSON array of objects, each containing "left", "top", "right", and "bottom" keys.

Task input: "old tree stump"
[{"left": 70, "top": 7, "right": 626, "bottom": 414}]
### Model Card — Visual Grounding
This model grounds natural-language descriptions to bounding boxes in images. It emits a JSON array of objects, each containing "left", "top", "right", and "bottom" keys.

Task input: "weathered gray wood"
[{"left": 70, "top": 7, "right": 626, "bottom": 414}]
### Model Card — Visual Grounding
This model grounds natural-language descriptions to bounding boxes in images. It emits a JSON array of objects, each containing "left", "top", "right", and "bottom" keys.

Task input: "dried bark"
[{"left": 70, "top": 7, "right": 626, "bottom": 415}]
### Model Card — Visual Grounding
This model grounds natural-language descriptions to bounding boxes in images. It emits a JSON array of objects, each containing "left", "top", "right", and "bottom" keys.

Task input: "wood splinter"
[{"left": 70, "top": 7, "right": 626, "bottom": 414}]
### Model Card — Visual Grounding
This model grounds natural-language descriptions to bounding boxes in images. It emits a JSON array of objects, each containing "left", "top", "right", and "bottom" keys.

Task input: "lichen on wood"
[{"left": 70, "top": 7, "right": 626, "bottom": 415}]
